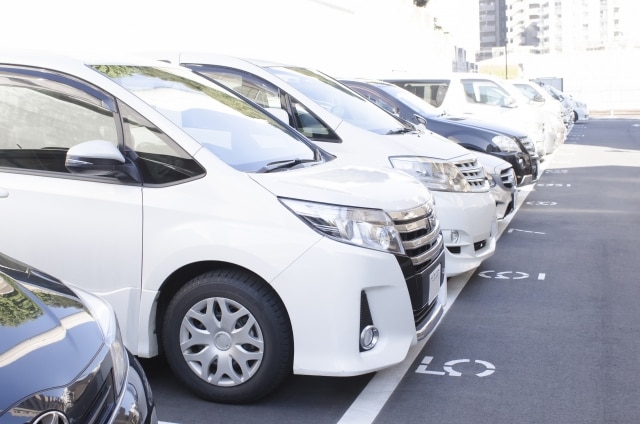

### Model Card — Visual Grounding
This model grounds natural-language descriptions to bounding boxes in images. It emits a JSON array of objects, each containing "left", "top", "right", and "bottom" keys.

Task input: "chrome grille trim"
[
  {"left": 453, "top": 157, "right": 487, "bottom": 192},
  {"left": 410, "top": 234, "right": 444, "bottom": 266},
  {"left": 402, "top": 222, "right": 440, "bottom": 250},
  {"left": 394, "top": 217, "right": 435, "bottom": 234},
  {"left": 388, "top": 204, "right": 441, "bottom": 269},
  {"left": 500, "top": 168, "right": 516, "bottom": 189}
]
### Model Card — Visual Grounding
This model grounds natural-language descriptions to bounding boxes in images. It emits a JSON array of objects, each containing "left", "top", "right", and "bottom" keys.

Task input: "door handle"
[{"left": 0, "top": 188, "right": 9, "bottom": 198}]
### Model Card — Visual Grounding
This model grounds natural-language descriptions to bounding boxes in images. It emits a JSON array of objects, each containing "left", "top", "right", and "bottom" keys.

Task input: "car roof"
[
  {"left": 381, "top": 72, "right": 506, "bottom": 82},
  {"left": 0, "top": 49, "right": 184, "bottom": 81}
]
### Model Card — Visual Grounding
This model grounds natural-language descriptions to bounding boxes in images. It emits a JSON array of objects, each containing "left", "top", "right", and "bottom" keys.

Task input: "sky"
[
  {"left": 429, "top": 0, "right": 480, "bottom": 55},
  {"left": 1, "top": 0, "right": 480, "bottom": 56}
]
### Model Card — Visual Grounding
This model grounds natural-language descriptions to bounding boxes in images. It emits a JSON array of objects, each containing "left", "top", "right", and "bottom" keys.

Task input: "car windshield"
[
  {"left": 266, "top": 66, "right": 412, "bottom": 135},
  {"left": 93, "top": 65, "right": 318, "bottom": 171}
]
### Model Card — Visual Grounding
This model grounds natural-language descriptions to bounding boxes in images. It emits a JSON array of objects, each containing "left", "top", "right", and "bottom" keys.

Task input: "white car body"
[
  {"left": 541, "top": 84, "right": 589, "bottom": 123},
  {"left": 511, "top": 79, "right": 573, "bottom": 128},
  {"left": 0, "top": 51, "right": 446, "bottom": 403},
  {"left": 473, "top": 152, "right": 517, "bottom": 221},
  {"left": 171, "top": 52, "right": 498, "bottom": 277},
  {"left": 509, "top": 79, "right": 568, "bottom": 154},
  {"left": 381, "top": 72, "right": 551, "bottom": 158}
]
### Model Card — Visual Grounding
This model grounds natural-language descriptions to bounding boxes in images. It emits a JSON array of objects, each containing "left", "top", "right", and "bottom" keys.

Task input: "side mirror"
[
  {"left": 66, "top": 140, "right": 126, "bottom": 176},
  {"left": 501, "top": 96, "right": 518, "bottom": 108},
  {"left": 265, "top": 107, "right": 290, "bottom": 125}
]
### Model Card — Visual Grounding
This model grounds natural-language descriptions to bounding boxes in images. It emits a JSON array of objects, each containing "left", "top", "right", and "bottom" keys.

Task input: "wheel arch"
[{"left": 154, "top": 260, "right": 292, "bottom": 356}]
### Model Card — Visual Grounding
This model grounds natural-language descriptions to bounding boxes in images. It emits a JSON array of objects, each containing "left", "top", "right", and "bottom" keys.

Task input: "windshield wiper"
[
  {"left": 258, "top": 158, "right": 317, "bottom": 173},
  {"left": 386, "top": 127, "right": 415, "bottom": 135}
]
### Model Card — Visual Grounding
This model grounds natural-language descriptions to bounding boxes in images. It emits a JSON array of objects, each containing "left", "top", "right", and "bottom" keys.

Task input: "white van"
[
  {"left": 172, "top": 52, "right": 498, "bottom": 277},
  {"left": 0, "top": 51, "right": 445, "bottom": 404}
]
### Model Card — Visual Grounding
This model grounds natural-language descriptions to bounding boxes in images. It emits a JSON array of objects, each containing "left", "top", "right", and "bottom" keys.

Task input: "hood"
[
  {"left": 325, "top": 119, "right": 474, "bottom": 166},
  {"left": 250, "top": 163, "right": 433, "bottom": 212},
  {"left": 0, "top": 254, "right": 103, "bottom": 413},
  {"left": 439, "top": 114, "right": 529, "bottom": 138}
]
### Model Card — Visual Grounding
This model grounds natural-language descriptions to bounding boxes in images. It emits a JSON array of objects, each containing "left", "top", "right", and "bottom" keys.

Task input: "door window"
[
  {"left": 192, "top": 66, "right": 340, "bottom": 142},
  {"left": 0, "top": 69, "right": 118, "bottom": 174}
]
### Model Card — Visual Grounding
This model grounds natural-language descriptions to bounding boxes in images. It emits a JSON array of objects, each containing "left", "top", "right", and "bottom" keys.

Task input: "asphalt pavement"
[{"left": 148, "top": 118, "right": 640, "bottom": 424}]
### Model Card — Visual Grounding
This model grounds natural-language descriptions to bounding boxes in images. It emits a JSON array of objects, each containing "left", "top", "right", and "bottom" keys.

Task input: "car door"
[{"left": 0, "top": 66, "right": 143, "bottom": 344}]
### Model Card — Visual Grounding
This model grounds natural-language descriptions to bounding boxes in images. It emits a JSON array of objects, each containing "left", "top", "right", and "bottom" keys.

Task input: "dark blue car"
[
  {"left": 0, "top": 252, "right": 157, "bottom": 424},
  {"left": 341, "top": 78, "right": 539, "bottom": 186}
]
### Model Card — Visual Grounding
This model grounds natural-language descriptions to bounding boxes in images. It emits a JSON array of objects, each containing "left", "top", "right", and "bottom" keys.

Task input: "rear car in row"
[
  {"left": 339, "top": 77, "right": 538, "bottom": 187},
  {"left": 168, "top": 52, "right": 499, "bottom": 277}
]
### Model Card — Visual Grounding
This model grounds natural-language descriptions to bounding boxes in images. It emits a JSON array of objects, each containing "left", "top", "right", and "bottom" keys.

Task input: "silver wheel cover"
[{"left": 180, "top": 297, "right": 264, "bottom": 387}]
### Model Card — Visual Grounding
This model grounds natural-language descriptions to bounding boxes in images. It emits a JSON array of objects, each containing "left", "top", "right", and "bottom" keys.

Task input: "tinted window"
[
  {"left": 390, "top": 81, "right": 450, "bottom": 108},
  {"left": 0, "top": 70, "right": 117, "bottom": 174},
  {"left": 119, "top": 101, "right": 205, "bottom": 185},
  {"left": 191, "top": 66, "right": 340, "bottom": 143},
  {"left": 267, "top": 67, "right": 410, "bottom": 135}
]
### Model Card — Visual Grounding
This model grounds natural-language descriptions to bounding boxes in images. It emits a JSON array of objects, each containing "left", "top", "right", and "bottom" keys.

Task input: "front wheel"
[{"left": 162, "top": 269, "right": 293, "bottom": 403}]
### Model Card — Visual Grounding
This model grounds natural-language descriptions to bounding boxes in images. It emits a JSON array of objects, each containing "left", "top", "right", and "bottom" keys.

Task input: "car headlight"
[
  {"left": 280, "top": 198, "right": 405, "bottom": 254},
  {"left": 491, "top": 135, "right": 520, "bottom": 152},
  {"left": 73, "top": 287, "right": 128, "bottom": 395},
  {"left": 389, "top": 156, "right": 471, "bottom": 192}
]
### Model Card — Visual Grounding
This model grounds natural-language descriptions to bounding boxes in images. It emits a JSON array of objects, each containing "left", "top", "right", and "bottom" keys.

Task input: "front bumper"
[
  {"left": 433, "top": 191, "right": 497, "bottom": 277},
  {"left": 271, "top": 237, "right": 446, "bottom": 377},
  {"left": 495, "top": 151, "right": 534, "bottom": 186},
  {"left": 490, "top": 180, "right": 516, "bottom": 221}
]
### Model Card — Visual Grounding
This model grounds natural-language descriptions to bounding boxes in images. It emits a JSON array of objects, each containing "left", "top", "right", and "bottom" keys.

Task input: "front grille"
[
  {"left": 414, "top": 295, "right": 437, "bottom": 324},
  {"left": 7, "top": 345, "right": 119, "bottom": 424},
  {"left": 501, "top": 167, "right": 516, "bottom": 189},
  {"left": 453, "top": 157, "right": 487, "bottom": 192},
  {"left": 388, "top": 203, "right": 442, "bottom": 274},
  {"left": 81, "top": 370, "right": 117, "bottom": 423}
]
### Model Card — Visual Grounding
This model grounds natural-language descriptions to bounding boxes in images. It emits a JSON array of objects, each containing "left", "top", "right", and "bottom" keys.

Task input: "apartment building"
[{"left": 477, "top": 0, "right": 637, "bottom": 61}]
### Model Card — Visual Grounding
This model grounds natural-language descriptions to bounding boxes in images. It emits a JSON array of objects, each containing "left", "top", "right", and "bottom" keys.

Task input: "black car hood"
[
  {"left": 440, "top": 115, "right": 529, "bottom": 137},
  {"left": 0, "top": 254, "right": 103, "bottom": 414}
]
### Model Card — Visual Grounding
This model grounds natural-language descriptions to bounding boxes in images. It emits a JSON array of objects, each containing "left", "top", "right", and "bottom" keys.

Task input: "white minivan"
[
  {"left": 0, "top": 51, "right": 446, "bottom": 404},
  {"left": 170, "top": 52, "right": 498, "bottom": 278}
]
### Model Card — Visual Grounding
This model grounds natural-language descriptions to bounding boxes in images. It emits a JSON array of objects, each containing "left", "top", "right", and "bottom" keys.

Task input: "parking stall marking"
[
  {"left": 507, "top": 228, "right": 546, "bottom": 235},
  {"left": 525, "top": 200, "right": 557, "bottom": 206}
]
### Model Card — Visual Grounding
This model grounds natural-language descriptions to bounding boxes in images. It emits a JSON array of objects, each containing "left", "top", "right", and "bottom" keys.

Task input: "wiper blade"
[
  {"left": 258, "top": 158, "right": 316, "bottom": 173},
  {"left": 386, "top": 127, "right": 415, "bottom": 135}
]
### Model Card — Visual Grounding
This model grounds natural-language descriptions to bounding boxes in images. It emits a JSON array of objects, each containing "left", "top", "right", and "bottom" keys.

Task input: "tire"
[{"left": 162, "top": 269, "right": 293, "bottom": 404}]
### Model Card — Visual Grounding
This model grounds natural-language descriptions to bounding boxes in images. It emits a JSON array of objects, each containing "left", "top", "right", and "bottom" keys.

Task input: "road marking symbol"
[
  {"left": 478, "top": 270, "right": 529, "bottom": 280},
  {"left": 416, "top": 356, "right": 496, "bottom": 377}
]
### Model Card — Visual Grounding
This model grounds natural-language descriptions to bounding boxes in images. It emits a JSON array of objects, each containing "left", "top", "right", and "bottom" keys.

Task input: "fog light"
[
  {"left": 360, "top": 325, "right": 379, "bottom": 351},
  {"left": 450, "top": 230, "right": 460, "bottom": 244}
]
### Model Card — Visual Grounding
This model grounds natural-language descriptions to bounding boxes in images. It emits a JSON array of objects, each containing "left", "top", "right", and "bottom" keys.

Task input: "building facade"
[{"left": 477, "top": 0, "right": 638, "bottom": 61}]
